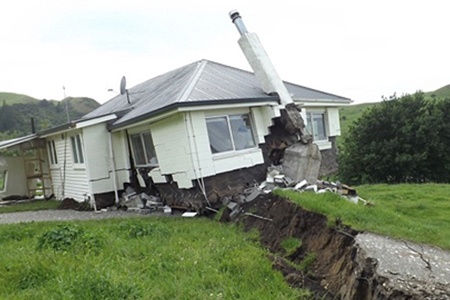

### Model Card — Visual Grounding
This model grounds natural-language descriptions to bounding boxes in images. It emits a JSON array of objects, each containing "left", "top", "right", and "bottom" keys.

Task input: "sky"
[{"left": 1, "top": 0, "right": 449, "bottom": 105}]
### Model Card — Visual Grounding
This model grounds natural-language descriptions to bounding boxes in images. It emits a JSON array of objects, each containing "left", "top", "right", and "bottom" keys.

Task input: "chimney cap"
[
  {"left": 229, "top": 9, "right": 248, "bottom": 35},
  {"left": 229, "top": 9, "right": 241, "bottom": 21}
]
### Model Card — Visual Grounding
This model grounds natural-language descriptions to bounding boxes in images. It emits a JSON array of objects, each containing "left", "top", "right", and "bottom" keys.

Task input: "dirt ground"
[{"left": 232, "top": 193, "right": 450, "bottom": 300}]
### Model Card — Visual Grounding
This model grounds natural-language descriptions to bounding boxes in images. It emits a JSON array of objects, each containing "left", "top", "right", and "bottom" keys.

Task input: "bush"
[
  {"left": 37, "top": 224, "right": 104, "bottom": 253},
  {"left": 339, "top": 93, "right": 450, "bottom": 184}
]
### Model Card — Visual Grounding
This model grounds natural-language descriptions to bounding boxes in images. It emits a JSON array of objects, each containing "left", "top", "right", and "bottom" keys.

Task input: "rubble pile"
[{"left": 220, "top": 166, "right": 369, "bottom": 221}]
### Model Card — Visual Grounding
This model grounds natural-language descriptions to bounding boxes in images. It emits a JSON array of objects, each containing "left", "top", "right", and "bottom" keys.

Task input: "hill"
[
  {"left": 0, "top": 92, "right": 100, "bottom": 140},
  {"left": 338, "top": 84, "right": 450, "bottom": 145},
  {"left": 424, "top": 84, "right": 450, "bottom": 100},
  {"left": 0, "top": 92, "right": 39, "bottom": 105}
]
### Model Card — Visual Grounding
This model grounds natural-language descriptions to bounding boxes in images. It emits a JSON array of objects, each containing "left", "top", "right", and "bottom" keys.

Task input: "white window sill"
[
  {"left": 314, "top": 140, "right": 332, "bottom": 150},
  {"left": 212, "top": 147, "right": 260, "bottom": 160},
  {"left": 73, "top": 164, "right": 86, "bottom": 170}
]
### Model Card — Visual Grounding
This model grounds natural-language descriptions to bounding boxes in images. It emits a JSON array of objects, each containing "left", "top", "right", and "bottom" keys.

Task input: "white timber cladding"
[
  {"left": 326, "top": 107, "right": 341, "bottom": 136},
  {"left": 111, "top": 131, "right": 130, "bottom": 189},
  {"left": 127, "top": 107, "right": 267, "bottom": 189},
  {"left": 47, "top": 131, "right": 89, "bottom": 201},
  {"left": 0, "top": 156, "right": 28, "bottom": 197},
  {"left": 128, "top": 114, "right": 195, "bottom": 189},
  {"left": 82, "top": 124, "right": 115, "bottom": 194},
  {"left": 250, "top": 106, "right": 278, "bottom": 143}
]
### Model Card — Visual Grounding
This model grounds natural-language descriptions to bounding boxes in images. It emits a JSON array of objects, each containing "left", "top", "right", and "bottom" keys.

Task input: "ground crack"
[{"left": 403, "top": 241, "right": 432, "bottom": 271}]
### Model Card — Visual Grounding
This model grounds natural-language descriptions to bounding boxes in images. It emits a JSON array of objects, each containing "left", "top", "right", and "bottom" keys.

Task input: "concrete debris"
[
  {"left": 281, "top": 142, "right": 321, "bottom": 185},
  {"left": 163, "top": 205, "right": 172, "bottom": 214},
  {"left": 244, "top": 212, "right": 273, "bottom": 222},
  {"left": 118, "top": 184, "right": 164, "bottom": 210},
  {"left": 181, "top": 212, "right": 198, "bottom": 218},
  {"left": 261, "top": 166, "right": 368, "bottom": 205},
  {"left": 220, "top": 167, "right": 368, "bottom": 222}
]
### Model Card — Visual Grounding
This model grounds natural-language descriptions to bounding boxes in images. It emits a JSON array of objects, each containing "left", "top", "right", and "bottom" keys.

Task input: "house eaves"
[
  {"left": 109, "top": 96, "right": 280, "bottom": 131},
  {"left": 0, "top": 134, "right": 38, "bottom": 150},
  {"left": 38, "top": 123, "right": 76, "bottom": 138}
]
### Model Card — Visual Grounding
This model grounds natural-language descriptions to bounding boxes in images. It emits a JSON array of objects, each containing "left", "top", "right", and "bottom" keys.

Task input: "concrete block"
[{"left": 282, "top": 143, "right": 321, "bottom": 185}]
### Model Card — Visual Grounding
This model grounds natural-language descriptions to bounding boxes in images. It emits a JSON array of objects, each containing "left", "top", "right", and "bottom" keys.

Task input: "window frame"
[
  {"left": 130, "top": 131, "right": 158, "bottom": 167},
  {"left": 206, "top": 113, "right": 257, "bottom": 155},
  {"left": 47, "top": 139, "right": 58, "bottom": 165},
  {"left": 306, "top": 111, "right": 328, "bottom": 142},
  {"left": 0, "top": 170, "right": 6, "bottom": 192},
  {"left": 70, "top": 134, "right": 85, "bottom": 167}
]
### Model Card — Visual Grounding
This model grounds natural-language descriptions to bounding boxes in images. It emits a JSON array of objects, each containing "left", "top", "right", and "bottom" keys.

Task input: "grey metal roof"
[
  {"left": 0, "top": 134, "right": 37, "bottom": 150},
  {"left": 82, "top": 59, "right": 351, "bottom": 128}
]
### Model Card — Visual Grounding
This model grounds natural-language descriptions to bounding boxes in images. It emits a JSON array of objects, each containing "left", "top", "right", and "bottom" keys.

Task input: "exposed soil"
[
  {"left": 231, "top": 193, "right": 450, "bottom": 300},
  {"left": 57, "top": 198, "right": 92, "bottom": 211}
]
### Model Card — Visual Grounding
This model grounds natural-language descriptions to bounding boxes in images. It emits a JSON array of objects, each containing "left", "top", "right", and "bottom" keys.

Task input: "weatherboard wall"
[
  {"left": 125, "top": 107, "right": 268, "bottom": 190},
  {"left": 82, "top": 123, "right": 115, "bottom": 194},
  {"left": 47, "top": 131, "right": 89, "bottom": 202}
]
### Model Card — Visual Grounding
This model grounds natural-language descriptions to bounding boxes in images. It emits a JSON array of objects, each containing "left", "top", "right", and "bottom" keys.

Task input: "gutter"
[{"left": 108, "top": 96, "right": 280, "bottom": 131}]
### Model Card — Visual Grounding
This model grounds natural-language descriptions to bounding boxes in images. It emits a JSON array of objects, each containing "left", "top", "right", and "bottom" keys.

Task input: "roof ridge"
[
  {"left": 283, "top": 80, "right": 351, "bottom": 101},
  {"left": 178, "top": 60, "right": 208, "bottom": 101}
]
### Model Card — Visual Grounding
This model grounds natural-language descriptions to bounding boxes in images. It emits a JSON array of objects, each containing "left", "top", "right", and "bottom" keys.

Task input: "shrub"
[
  {"left": 36, "top": 224, "right": 103, "bottom": 253},
  {"left": 339, "top": 93, "right": 450, "bottom": 184}
]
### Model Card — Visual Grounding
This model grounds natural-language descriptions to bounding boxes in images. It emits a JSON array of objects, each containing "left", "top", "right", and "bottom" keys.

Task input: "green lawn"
[
  {"left": 276, "top": 183, "right": 450, "bottom": 249},
  {"left": 0, "top": 217, "right": 308, "bottom": 299}
]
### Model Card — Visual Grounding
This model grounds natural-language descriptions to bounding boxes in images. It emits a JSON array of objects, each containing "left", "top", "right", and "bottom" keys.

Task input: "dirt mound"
[{"left": 57, "top": 198, "right": 92, "bottom": 211}]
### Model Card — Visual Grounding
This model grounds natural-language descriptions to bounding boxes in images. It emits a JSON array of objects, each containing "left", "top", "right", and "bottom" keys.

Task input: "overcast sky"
[{"left": 1, "top": 0, "right": 448, "bottom": 104}]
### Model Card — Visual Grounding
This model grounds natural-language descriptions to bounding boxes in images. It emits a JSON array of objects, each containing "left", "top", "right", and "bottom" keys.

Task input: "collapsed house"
[{"left": 0, "top": 11, "right": 351, "bottom": 211}]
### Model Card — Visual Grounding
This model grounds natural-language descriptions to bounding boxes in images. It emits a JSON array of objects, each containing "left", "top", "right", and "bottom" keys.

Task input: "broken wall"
[{"left": 318, "top": 136, "right": 338, "bottom": 177}]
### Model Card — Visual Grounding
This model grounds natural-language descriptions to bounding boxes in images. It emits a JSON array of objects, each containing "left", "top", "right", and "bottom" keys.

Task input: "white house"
[
  {"left": 1, "top": 11, "right": 351, "bottom": 209},
  {"left": 0, "top": 59, "right": 350, "bottom": 210}
]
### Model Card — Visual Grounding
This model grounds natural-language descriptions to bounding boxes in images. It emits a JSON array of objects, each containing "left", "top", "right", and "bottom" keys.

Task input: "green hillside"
[
  {"left": 424, "top": 84, "right": 450, "bottom": 100},
  {"left": 339, "top": 102, "right": 376, "bottom": 140},
  {"left": 0, "top": 93, "right": 100, "bottom": 140},
  {"left": 0, "top": 92, "right": 40, "bottom": 105}
]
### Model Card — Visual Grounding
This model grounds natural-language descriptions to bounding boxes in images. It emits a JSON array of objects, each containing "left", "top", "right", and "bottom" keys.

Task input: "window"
[
  {"left": 130, "top": 132, "right": 158, "bottom": 166},
  {"left": 306, "top": 112, "right": 327, "bottom": 141},
  {"left": 206, "top": 114, "right": 256, "bottom": 154},
  {"left": 0, "top": 170, "right": 6, "bottom": 191},
  {"left": 70, "top": 134, "right": 85, "bottom": 164},
  {"left": 47, "top": 140, "right": 58, "bottom": 165}
]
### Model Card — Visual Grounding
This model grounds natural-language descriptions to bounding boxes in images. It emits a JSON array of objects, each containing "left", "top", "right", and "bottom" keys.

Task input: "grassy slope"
[
  {"left": 0, "top": 92, "right": 39, "bottom": 105},
  {"left": 339, "top": 102, "right": 376, "bottom": 140},
  {"left": 424, "top": 84, "right": 450, "bottom": 99},
  {"left": 0, "top": 217, "right": 307, "bottom": 299},
  {"left": 277, "top": 183, "right": 450, "bottom": 250},
  {"left": 0, "top": 92, "right": 99, "bottom": 113}
]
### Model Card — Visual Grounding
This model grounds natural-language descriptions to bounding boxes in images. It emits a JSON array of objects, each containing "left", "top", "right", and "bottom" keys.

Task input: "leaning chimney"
[{"left": 229, "top": 10, "right": 293, "bottom": 106}]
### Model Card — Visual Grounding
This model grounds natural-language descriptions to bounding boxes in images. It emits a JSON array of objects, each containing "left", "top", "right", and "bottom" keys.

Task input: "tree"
[{"left": 339, "top": 92, "right": 450, "bottom": 184}]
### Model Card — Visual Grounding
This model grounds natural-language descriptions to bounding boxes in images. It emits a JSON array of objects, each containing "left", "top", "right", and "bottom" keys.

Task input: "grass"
[
  {"left": 0, "top": 200, "right": 60, "bottom": 214},
  {"left": 276, "top": 183, "right": 450, "bottom": 250},
  {"left": 0, "top": 217, "right": 309, "bottom": 299}
]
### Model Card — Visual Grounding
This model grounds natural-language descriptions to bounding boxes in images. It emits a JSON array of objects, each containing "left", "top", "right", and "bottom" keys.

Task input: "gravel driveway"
[{"left": 0, "top": 209, "right": 169, "bottom": 225}]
